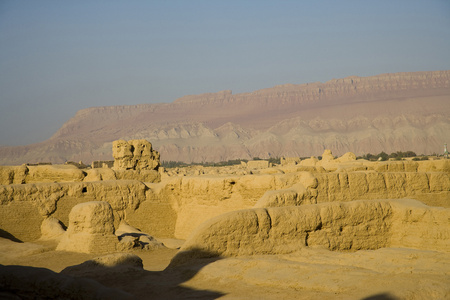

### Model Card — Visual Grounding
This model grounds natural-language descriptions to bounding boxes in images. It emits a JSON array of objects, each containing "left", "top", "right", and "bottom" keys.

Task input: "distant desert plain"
[{"left": 1, "top": 71, "right": 450, "bottom": 299}]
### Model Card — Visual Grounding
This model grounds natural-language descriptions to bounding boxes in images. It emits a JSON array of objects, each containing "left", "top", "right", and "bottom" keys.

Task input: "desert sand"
[
  {"left": 1, "top": 237, "right": 449, "bottom": 299},
  {"left": 1, "top": 141, "right": 449, "bottom": 299}
]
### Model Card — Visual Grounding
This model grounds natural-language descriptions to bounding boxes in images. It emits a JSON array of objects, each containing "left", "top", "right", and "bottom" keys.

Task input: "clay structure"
[
  {"left": 112, "top": 139, "right": 160, "bottom": 171},
  {"left": 0, "top": 146, "right": 449, "bottom": 299}
]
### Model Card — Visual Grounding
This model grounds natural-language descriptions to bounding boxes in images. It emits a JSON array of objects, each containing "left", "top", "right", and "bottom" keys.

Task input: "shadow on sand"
[
  {"left": 362, "top": 292, "right": 399, "bottom": 300},
  {"left": 0, "top": 229, "right": 23, "bottom": 243},
  {"left": 65, "top": 248, "right": 225, "bottom": 299},
  {"left": 1, "top": 248, "right": 225, "bottom": 299}
]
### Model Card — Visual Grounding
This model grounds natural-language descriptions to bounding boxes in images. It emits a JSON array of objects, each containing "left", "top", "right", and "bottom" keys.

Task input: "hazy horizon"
[{"left": 1, "top": 1, "right": 450, "bottom": 146}]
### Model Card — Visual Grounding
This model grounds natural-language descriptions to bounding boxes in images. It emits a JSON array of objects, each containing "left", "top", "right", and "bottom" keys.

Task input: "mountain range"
[{"left": 1, "top": 70, "right": 449, "bottom": 165}]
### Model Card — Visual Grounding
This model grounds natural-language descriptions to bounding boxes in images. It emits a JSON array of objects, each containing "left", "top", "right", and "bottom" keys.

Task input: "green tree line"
[
  {"left": 358, "top": 151, "right": 429, "bottom": 161},
  {"left": 161, "top": 157, "right": 281, "bottom": 168},
  {"left": 161, "top": 151, "right": 432, "bottom": 168}
]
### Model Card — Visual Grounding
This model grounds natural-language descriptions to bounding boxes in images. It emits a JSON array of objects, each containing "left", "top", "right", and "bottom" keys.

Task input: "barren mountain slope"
[{"left": 1, "top": 71, "right": 449, "bottom": 164}]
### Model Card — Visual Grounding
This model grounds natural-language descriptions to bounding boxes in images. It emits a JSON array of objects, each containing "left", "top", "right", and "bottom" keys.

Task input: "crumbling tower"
[{"left": 112, "top": 139, "right": 160, "bottom": 170}]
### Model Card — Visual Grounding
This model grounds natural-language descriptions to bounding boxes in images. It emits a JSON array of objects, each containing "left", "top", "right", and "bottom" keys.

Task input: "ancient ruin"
[
  {"left": 0, "top": 145, "right": 449, "bottom": 299},
  {"left": 112, "top": 139, "right": 160, "bottom": 171}
]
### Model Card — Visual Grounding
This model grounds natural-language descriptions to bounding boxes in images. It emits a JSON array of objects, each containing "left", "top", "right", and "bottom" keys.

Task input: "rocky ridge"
[{"left": 0, "top": 70, "right": 449, "bottom": 165}]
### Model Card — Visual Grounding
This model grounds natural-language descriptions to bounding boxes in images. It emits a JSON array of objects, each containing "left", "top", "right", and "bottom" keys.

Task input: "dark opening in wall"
[{"left": 82, "top": 187, "right": 87, "bottom": 193}]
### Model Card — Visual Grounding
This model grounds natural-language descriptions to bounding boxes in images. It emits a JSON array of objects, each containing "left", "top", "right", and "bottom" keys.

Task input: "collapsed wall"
[
  {"left": 0, "top": 181, "right": 176, "bottom": 241},
  {"left": 171, "top": 199, "right": 450, "bottom": 265},
  {"left": 0, "top": 139, "right": 161, "bottom": 185},
  {"left": 162, "top": 159, "right": 449, "bottom": 239},
  {"left": 0, "top": 152, "right": 449, "bottom": 242},
  {"left": 0, "top": 162, "right": 161, "bottom": 185}
]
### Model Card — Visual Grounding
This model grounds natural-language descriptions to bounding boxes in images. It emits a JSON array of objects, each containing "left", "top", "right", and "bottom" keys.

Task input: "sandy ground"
[{"left": 1, "top": 237, "right": 449, "bottom": 299}]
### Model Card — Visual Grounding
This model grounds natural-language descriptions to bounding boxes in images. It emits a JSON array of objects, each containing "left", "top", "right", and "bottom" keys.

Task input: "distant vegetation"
[
  {"left": 357, "top": 151, "right": 429, "bottom": 161},
  {"left": 161, "top": 152, "right": 438, "bottom": 168},
  {"left": 161, "top": 157, "right": 281, "bottom": 168},
  {"left": 161, "top": 159, "right": 247, "bottom": 168}
]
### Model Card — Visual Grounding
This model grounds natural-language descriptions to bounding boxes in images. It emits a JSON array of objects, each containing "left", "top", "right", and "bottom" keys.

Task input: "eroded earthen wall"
[
  {"left": 0, "top": 181, "right": 175, "bottom": 241},
  {"left": 171, "top": 199, "right": 449, "bottom": 265},
  {"left": 0, "top": 159, "right": 449, "bottom": 242},
  {"left": 314, "top": 172, "right": 450, "bottom": 206}
]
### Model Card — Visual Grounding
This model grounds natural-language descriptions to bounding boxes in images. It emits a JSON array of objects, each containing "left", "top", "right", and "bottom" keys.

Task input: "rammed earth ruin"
[{"left": 0, "top": 140, "right": 449, "bottom": 299}]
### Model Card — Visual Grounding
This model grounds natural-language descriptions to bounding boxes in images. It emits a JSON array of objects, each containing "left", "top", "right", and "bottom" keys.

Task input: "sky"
[{"left": 1, "top": 1, "right": 450, "bottom": 146}]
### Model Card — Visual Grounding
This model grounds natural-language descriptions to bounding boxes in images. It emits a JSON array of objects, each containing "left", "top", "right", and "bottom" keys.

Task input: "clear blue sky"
[{"left": 1, "top": 0, "right": 449, "bottom": 146}]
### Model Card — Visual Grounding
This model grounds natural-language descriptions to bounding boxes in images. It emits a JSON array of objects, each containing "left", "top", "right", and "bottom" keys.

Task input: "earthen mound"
[
  {"left": 56, "top": 201, "right": 118, "bottom": 253},
  {"left": 40, "top": 216, "right": 66, "bottom": 241}
]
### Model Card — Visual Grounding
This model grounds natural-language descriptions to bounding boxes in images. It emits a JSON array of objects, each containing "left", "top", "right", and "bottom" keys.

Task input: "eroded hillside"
[{"left": 0, "top": 70, "right": 449, "bottom": 165}]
